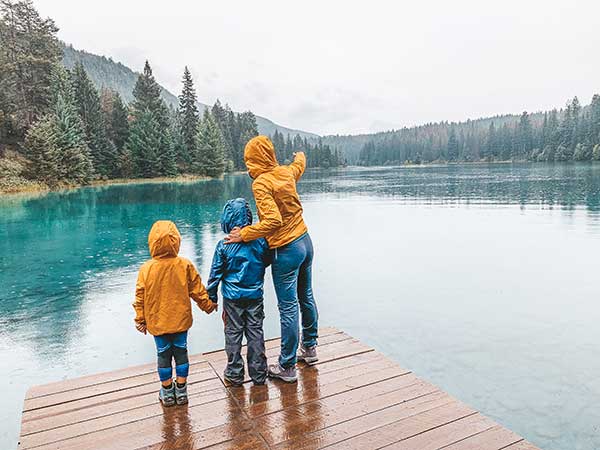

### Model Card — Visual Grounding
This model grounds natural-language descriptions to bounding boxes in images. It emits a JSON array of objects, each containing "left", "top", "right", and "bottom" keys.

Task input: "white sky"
[{"left": 34, "top": 0, "right": 600, "bottom": 136}]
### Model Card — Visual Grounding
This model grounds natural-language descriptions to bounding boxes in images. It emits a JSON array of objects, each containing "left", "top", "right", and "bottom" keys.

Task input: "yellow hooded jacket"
[
  {"left": 133, "top": 221, "right": 213, "bottom": 336},
  {"left": 240, "top": 136, "right": 308, "bottom": 249}
]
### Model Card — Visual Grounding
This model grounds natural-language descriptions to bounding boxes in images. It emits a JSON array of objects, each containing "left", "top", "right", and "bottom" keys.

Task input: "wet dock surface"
[{"left": 18, "top": 327, "right": 540, "bottom": 449}]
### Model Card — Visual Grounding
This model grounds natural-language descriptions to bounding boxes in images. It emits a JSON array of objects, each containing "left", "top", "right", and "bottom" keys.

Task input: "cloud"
[{"left": 34, "top": 0, "right": 600, "bottom": 136}]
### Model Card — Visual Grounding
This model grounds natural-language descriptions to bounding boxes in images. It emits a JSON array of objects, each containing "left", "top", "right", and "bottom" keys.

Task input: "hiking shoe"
[
  {"left": 268, "top": 363, "right": 297, "bottom": 383},
  {"left": 159, "top": 383, "right": 176, "bottom": 407},
  {"left": 297, "top": 345, "right": 318, "bottom": 364},
  {"left": 175, "top": 382, "right": 188, "bottom": 405},
  {"left": 223, "top": 374, "right": 244, "bottom": 386}
]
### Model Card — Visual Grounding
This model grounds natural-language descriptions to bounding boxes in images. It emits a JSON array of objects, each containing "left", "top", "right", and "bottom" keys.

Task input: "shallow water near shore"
[{"left": 2, "top": 163, "right": 600, "bottom": 449}]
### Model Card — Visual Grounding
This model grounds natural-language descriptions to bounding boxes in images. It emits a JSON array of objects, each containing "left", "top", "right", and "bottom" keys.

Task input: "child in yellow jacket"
[{"left": 133, "top": 220, "right": 217, "bottom": 406}]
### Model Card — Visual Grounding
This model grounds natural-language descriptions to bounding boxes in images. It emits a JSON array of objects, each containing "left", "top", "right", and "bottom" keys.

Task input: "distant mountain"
[{"left": 61, "top": 44, "right": 319, "bottom": 140}]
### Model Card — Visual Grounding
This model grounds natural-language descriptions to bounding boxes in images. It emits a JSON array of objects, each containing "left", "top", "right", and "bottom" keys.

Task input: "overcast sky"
[{"left": 34, "top": 0, "right": 600, "bottom": 136}]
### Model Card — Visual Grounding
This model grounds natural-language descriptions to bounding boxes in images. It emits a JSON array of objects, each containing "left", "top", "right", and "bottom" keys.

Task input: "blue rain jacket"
[{"left": 207, "top": 198, "right": 272, "bottom": 302}]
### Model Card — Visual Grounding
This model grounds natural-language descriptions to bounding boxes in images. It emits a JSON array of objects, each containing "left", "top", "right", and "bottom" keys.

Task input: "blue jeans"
[
  {"left": 154, "top": 331, "right": 189, "bottom": 382},
  {"left": 272, "top": 232, "right": 319, "bottom": 368}
]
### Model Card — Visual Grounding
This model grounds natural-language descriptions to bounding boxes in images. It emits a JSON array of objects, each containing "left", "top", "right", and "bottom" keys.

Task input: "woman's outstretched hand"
[{"left": 225, "top": 226, "right": 243, "bottom": 244}]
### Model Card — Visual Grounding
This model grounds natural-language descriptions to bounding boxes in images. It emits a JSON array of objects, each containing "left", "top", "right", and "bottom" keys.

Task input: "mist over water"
[{"left": 2, "top": 163, "right": 600, "bottom": 449}]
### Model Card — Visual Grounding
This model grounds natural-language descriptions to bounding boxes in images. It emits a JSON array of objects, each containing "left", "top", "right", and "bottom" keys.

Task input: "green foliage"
[
  {"left": 356, "top": 95, "right": 600, "bottom": 165},
  {"left": 109, "top": 92, "right": 129, "bottom": 152},
  {"left": 177, "top": 66, "right": 199, "bottom": 171},
  {"left": 270, "top": 129, "right": 342, "bottom": 168},
  {"left": 127, "top": 60, "right": 176, "bottom": 177},
  {"left": 71, "top": 62, "right": 116, "bottom": 177},
  {"left": 126, "top": 109, "right": 160, "bottom": 178},
  {"left": 195, "top": 109, "right": 225, "bottom": 177},
  {"left": 0, "top": 0, "right": 61, "bottom": 143},
  {"left": 22, "top": 115, "right": 60, "bottom": 184}
]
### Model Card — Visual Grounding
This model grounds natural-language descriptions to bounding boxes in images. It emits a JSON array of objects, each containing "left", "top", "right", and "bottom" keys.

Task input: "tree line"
[
  {"left": 358, "top": 96, "right": 600, "bottom": 165},
  {"left": 270, "top": 129, "right": 344, "bottom": 168},
  {"left": 0, "top": 0, "right": 262, "bottom": 188}
]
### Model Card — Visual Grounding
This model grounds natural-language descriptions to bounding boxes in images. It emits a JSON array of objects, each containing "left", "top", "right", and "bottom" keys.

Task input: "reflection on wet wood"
[{"left": 18, "top": 328, "right": 541, "bottom": 450}]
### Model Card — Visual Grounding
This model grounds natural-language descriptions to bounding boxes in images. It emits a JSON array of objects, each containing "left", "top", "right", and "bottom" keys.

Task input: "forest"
[
  {"left": 0, "top": 0, "right": 340, "bottom": 193},
  {"left": 351, "top": 96, "right": 600, "bottom": 166}
]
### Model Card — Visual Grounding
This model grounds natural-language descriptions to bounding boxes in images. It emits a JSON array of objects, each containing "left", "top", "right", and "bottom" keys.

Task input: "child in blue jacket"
[{"left": 207, "top": 198, "right": 271, "bottom": 385}]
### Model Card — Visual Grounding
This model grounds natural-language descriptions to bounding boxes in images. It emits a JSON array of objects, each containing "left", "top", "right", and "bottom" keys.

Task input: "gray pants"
[{"left": 223, "top": 298, "right": 267, "bottom": 384}]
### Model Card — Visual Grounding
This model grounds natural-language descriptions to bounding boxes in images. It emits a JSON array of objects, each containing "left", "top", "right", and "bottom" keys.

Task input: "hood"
[
  {"left": 221, "top": 198, "right": 253, "bottom": 234},
  {"left": 244, "top": 135, "right": 279, "bottom": 179},
  {"left": 148, "top": 220, "right": 181, "bottom": 259}
]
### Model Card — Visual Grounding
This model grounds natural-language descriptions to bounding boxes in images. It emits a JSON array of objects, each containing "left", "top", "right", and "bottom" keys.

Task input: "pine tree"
[
  {"left": 110, "top": 92, "right": 130, "bottom": 153},
  {"left": 126, "top": 110, "right": 160, "bottom": 178},
  {"left": 447, "top": 129, "right": 459, "bottom": 161},
  {"left": 211, "top": 100, "right": 236, "bottom": 169},
  {"left": 517, "top": 112, "right": 532, "bottom": 158},
  {"left": 71, "top": 62, "right": 117, "bottom": 177},
  {"left": 130, "top": 60, "right": 175, "bottom": 176},
  {"left": 22, "top": 115, "right": 60, "bottom": 184},
  {"left": 195, "top": 109, "right": 225, "bottom": 177},
  {"left": 53, "top": 93, "right": 94, "bottom": 183},
  {"left": 0, "top": 0, "right": 61, "bottom": 142},
  {"left": 178, "top": 67, "right": 199, "bottom": 169}
]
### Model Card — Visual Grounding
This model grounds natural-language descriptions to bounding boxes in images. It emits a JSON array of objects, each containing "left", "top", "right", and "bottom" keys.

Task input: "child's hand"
[
  {"left": 135, "top": 322, "right": 147, "bottom": 334},
  {"left": 206, "top": 302, "right": 218, "bottom": 314}
]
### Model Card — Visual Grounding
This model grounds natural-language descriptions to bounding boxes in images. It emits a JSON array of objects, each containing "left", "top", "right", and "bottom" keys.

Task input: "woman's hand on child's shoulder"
[
  {"left": 224, "top": 226, "right": 243, "bottom": 244},
  {"left": 135, "top": 322, "right": 147, "bottom": 334}
]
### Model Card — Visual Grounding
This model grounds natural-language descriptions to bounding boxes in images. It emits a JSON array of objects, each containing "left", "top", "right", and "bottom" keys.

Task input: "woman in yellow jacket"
[{"left": 226, "top": 135, "right": 318, "bottom": 383}]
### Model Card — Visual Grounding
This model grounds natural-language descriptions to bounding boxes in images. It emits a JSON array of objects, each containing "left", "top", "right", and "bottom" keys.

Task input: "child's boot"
[
  {"left": 159, "top": 382, "right": 176, "bottom": 407},
  {"left": 175, "top": 381, "right": 188, "bottom": 405}
]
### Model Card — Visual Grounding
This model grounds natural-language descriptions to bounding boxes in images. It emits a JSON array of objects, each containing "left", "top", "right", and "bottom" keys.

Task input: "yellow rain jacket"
[
  {"left": 240, "top": 135, "right": 308, "bottom": 249},
  {"left": 133, "top": 220, "right": 213, "bottom": 336}
]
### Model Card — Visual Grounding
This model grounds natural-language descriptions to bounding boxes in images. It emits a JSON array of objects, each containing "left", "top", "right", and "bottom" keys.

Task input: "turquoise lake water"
[{"left": 2, "top": 163, "right": 600, "bottom": 449}]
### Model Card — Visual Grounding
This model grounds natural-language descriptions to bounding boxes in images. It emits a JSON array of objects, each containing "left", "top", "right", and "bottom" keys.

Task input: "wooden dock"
[{"left": 19, "top": 327, "right": 540, "bottom": 450}]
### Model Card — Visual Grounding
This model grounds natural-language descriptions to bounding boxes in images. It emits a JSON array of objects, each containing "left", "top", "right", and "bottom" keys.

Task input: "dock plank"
[{"left": 18, "top": 327, "right": 542, "bottom": 450}]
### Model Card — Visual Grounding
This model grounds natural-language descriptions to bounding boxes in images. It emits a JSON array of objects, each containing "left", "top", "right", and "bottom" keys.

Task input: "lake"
[{"left": 2, "top": 163, "right": 600, "bottom": 450}]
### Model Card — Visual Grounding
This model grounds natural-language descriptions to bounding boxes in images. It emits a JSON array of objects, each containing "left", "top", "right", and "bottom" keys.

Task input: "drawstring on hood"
[
  {"left": 221, "top": 198, "right": 253, "bottom": 234},
  {"left": 244, "top": 135, "right": 279, "bottom": 179},
  {"left": 148, "top": 220, "right": 181, "bottom": 259}
]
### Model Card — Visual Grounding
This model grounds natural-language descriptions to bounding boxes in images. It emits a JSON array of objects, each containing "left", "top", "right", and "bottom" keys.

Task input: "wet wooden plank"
[
  {"left": 209, "top": 335, "right": 372, "bottom": 385},
  {"left": 322, "top": 402, "right": 480, "bottom": 450},
  {"left": 272, "top": 392, "right": 455, "bottom": 450},
  {"left": 439, "top": 425, "right": 524, "bottom": 450},
  {"left": 21, "top": 378, "right": 224, "bottom": 436},
  {"left": 18, "top": 328, "right": 541, "bottom": 450},
  {"left": 502, "top": 441, "right": 542, "bottom": 450},
  {"left": 23, "top": 362, "right": 215, "bottom": 412}
]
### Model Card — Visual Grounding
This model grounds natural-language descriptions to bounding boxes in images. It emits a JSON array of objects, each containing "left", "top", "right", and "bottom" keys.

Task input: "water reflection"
[
  {"left": 302, "top": 163, "right": 600, "bottom": 211},
  {"left": 2, "top": 164, "right": 600, "bottom": 449}
]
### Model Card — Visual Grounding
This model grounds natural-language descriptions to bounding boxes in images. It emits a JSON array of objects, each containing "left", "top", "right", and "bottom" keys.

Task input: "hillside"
[
  {"left": 61, "top": 44, "right": 319, "bottom": 140},
  {"left": 322, "top": 112, "right": 548, "bottom": 164}
]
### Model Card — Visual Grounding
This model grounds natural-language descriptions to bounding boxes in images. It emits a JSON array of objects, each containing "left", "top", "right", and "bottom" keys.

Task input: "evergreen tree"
[
  {"left": 110, "top": 92, "right": 129, "bottom": 152},
  {"left": 126, "top": 109, "right": 160, "bottom": 178},
  {"left": 178, "top": 67, "right": 199, "bottom": 169},
  {"left": 0, "top": 0, "right": 61, "bottom": 142},
  {"left": 129, "top": 60, "right": 175, "bottom": 176},
  {"left": 22, "top": 115, "right": 60, "bottom": 184},
  {"left": 447, "top": 129, "right": 459, "bottom": 161},
  {"left": 212, "top": 100, "right": 236, "bottom": 168},
  {"left": 195, "top": 109, "right": 225, "bottom": 177},
  {"left": 517, "top": 112, "right": 533, "bottom": 158},
  {"left": 71, "top": 62, "right": 116, "bottom": 177},
  {"left": 53, "top": 93, "right": 94, "bottom": 183}
]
